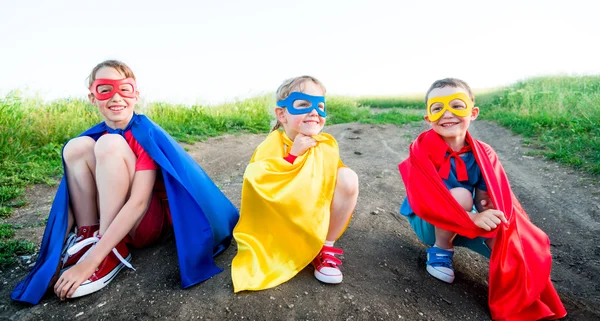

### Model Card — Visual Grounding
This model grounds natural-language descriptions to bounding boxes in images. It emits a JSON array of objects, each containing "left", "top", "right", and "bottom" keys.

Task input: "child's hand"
[
  {"left": 54, "top": 259, "right": 97, "bottom": 300},
  {"left": 469, "top": 209, "right": 508, "bottom": 231},
  {"left": 290, "top": 133, "right": 317, "bottom": 156}
]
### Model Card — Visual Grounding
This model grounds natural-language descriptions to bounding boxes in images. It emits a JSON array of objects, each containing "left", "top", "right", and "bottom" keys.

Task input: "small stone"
[
  {"left": 269, "top": 296, "right": 275, "bottom": 300},
  {"left": 75, "top": 312, "right": 84, "bottom": 317}
]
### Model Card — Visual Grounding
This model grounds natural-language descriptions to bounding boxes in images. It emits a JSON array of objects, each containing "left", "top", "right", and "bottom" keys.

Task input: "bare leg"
[
  {"left": 434, "top": 227, "right": 457, "bottom": 250},
  {"left": 94, "top": 134, "right": 137, "bottom": 234},
  {"left": 326, "top": 167, "right": 359, "bottom": 242},
  {"left": 63, "top": 137, "right": 99, "bottom": 227},
  {"left": 434, "top": 187, "right": 474, "bottom": 249}
]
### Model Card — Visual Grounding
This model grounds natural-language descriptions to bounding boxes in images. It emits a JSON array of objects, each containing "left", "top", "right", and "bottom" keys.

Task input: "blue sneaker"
[{"left": 426, "top": 246, "right": 455, "bottom": 283}]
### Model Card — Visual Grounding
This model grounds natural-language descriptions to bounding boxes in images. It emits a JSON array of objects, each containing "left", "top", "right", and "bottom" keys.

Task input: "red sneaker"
[
  {"left": 60, "top": 224, "right": 100, "bottom": 271},
  {"left": 69, "top": 236, "right": 134, "bottom": 298},
  {"left": 312, "top": 245, "right": 344, "bottom": 284}
]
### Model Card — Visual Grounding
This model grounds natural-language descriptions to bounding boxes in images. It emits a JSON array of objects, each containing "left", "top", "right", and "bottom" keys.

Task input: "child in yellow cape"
[{"left": 231, "top": 76, "right": 359, "bottom": 292}]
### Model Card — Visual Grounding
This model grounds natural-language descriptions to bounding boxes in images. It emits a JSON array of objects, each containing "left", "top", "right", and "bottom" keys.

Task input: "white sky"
[{"left": 1, "top": 0, "right": 599, "bottom": 105}]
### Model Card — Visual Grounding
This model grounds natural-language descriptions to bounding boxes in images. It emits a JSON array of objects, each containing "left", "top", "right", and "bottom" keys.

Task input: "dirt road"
[{"left": 1, "top": 121, "right": 599, "bottom": 320}]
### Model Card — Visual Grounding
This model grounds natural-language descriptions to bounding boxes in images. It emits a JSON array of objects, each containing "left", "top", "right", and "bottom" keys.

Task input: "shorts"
[
  {"left": 129, "top": 190, "right": 172, "bottom": 248},
  {"left": 407, "top": 213, "right": 491, "bottom": 258}
]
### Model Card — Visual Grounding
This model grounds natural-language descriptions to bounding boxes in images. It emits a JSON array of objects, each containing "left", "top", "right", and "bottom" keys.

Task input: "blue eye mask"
[{"left": 276, "top": 92, "right": 327, "bottom": 117}]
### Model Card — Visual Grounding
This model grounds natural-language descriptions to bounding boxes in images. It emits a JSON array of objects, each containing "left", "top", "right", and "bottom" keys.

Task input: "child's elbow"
[{"left": 130, "top": 196, "right": 152, "bottom": 216}]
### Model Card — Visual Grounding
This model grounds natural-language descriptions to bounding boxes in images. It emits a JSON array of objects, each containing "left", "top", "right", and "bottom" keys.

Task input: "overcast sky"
[{"left": 1, "top": 0, "right": 598, "bottom": 105}]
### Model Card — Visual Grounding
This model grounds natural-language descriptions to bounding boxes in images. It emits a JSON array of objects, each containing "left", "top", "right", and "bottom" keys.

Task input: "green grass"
[
  {"left": 0, "top": 223, "right": 15, "bottom": 239},
  {"left": 361, "top": 110, "right": 423, "bottom": 124},
  {"left": 146, "top": 95, "right": 272, "bottom": 143},
  {"left": 0, "top": 239, "right": 36, "bottom": 268},
  {"left": 357, "top": 96, "right": 424, "bottom": 109},
  {"left": 477, "top": 76, "right": 600, "bottom": 174}
]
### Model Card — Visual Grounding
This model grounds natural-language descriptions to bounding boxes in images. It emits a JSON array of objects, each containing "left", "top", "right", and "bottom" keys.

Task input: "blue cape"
[{"left": 11, "top": 114, "right": 239, "bottom": 304}]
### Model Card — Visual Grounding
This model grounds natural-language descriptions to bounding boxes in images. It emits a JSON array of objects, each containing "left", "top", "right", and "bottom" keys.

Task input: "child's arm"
[
  {"left": 55, "top": 170, "right": 156, "bottom": 299},
  {"left": 474, "top": 188, "right": 494, "bottom": 212}
]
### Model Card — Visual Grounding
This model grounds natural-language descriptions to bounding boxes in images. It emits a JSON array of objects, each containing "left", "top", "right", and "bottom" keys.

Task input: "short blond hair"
[
  {"left": 271, "top": 76, "right": 326, "bottom": 132},
  {"left": 425, "top": 78, "right": 475, "bottom": 104},
  {"left": 87, "top": 60, "right": 136, "bottom": 87}
]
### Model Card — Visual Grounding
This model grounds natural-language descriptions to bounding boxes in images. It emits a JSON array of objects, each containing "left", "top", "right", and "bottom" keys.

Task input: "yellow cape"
[{"left": 231, "top": 130, "right": 341, "bottom": 292}]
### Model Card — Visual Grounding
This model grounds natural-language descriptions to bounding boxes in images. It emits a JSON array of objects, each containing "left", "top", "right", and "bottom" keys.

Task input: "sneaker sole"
[
  {"left": 426, "top": 265, "right": 454, "bottom": 284},
  {"left": 314, "top": 270, "right": 343, "bottom": 284},
  {"left": 69, "top": 253, "right": 132, "bottom": 298}
]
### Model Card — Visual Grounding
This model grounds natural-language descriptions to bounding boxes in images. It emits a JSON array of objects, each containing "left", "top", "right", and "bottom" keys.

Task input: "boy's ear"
[
  {"left": 423, "top": 114, "right": 431, "bottom": 123},
  {"left": 471, "top": 106, "right": 480, "bottom": 120},
  {"left": 275, "top": 108, "right": 287, "bottom": 123},
  {"left": 88, "top": 93, "right": 96, "bottom": 105}
]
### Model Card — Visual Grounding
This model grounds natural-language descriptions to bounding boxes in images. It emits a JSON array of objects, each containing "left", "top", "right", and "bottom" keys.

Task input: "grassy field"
[
  {"left": 357, "top": 95, "right": 423, "bottom": 109},
  {"left": 477, "top": 76, "right": 600, "bottom": 174},
  {"left": 1, "top": 75, "right": 598, "bottom": 266}
]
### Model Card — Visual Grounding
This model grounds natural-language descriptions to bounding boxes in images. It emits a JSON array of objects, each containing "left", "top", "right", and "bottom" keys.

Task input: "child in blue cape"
[{"left": 11, "top": 60, "right": 239, "bottom": 304}]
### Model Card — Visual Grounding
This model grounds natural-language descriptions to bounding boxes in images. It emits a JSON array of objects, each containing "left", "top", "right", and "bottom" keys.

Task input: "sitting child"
[
  {"left": 231, "top": 75, "right": 359, "bottom": 292},
  {"left": 399, "top": 78, "right": 566, "bottom": 320},
  {"left": 11, "top": 60, "right": 239, "bottom": 304}
]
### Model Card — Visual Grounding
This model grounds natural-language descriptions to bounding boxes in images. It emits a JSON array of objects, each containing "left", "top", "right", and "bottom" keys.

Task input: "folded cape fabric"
[
  {"left": 12, "top": 114, "right": 239, "bottom": 304},
  {"left": 232, "top": 130, "right": 340, "bottom": 292},
  {"left": 399, "top": 129, "right": 566, "bottom": 321}
]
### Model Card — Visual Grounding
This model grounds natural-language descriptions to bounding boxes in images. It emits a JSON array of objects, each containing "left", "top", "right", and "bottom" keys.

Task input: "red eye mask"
[{"left": 89, "top": 78, "right": 137, "bottom": 100}]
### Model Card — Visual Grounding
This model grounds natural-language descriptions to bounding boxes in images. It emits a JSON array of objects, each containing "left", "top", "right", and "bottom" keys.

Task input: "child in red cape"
[{"left": 398, "top": 78, "right": 566, "bottom": 320}]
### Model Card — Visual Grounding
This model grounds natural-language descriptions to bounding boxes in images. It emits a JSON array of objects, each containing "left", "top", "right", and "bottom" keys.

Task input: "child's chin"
[{"left": 301, "top": 129, "right": 322, "bottom": 136}]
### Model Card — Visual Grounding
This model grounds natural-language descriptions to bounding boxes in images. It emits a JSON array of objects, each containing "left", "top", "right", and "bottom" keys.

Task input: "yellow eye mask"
[{"left": 426, "top": 92, "right": 473, "bottom": 122}]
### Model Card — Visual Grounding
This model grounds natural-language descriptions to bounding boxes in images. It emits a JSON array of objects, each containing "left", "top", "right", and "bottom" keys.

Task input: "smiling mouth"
[
  {"left": 108, "top": 106, "right": 126, "bottom": 111},
  {"left": 440, "top": 122, "right": 458, "bottom": 127}
]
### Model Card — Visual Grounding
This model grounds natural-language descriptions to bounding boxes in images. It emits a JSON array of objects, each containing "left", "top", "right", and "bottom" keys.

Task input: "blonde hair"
[
  {"left": 425, "top": 78, "right": 475, "bottom": 104},
  {"left": 271, "top": 76, "right": 326, "bottom": 132},
  {"left": 87, "top": 60, "right": 136, "bottom": 87}
]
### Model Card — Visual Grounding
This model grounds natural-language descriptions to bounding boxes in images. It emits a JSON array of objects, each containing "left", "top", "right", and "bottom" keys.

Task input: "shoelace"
[
  {"left": 61, "top": 233, "right": 84, "bottom": 265},
  {"left": 66, "top": 236, "right": 135, "bottom": 271}
]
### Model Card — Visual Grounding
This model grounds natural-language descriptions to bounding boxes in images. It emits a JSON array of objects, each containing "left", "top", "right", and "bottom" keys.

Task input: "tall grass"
[
  {"left": 478, "top": 76, "right": 600, "bottom": 174},
  {"left": 146, "top": 95, "right": 272, "bottom": 143},
  {"left": 357, "top": 95, "right": 424, "bottom": 109},
  {"left": 0, "top": 93, "right": 101, "bottom": 216}
]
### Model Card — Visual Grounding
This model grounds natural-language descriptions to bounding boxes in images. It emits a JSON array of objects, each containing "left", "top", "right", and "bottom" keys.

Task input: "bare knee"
[
  {"left": 450, "top": 187, "right": 473, "bottom": 211},
  {"left": 336, "top": 167, "right": 359, "bottom": 197},
  {"left": 94, "top": 134, "right": 130, "bottom": 160},
  {"left": 63, "top": 137, "right": 96, "bottom": 164}
]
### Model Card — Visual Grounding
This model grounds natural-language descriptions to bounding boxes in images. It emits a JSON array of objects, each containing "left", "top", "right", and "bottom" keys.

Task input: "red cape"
[{"left": 399, "top": 129, "right": 566, "bottom": 320}]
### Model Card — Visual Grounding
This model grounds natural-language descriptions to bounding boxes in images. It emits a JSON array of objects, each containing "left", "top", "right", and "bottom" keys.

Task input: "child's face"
[
  {"left": 275, "top": 80, "right": 326, "bottom": 140},
  {"left": 88, "top": 67, "right": 139, "bottom": 129},
  {"left": 425, "top": 86, "right": 479, "bottom": 142}
]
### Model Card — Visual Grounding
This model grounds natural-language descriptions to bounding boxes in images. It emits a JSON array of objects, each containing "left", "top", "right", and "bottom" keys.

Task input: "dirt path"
[{"left": 1, "top": 121, "right": 599, "bottom": 320}]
